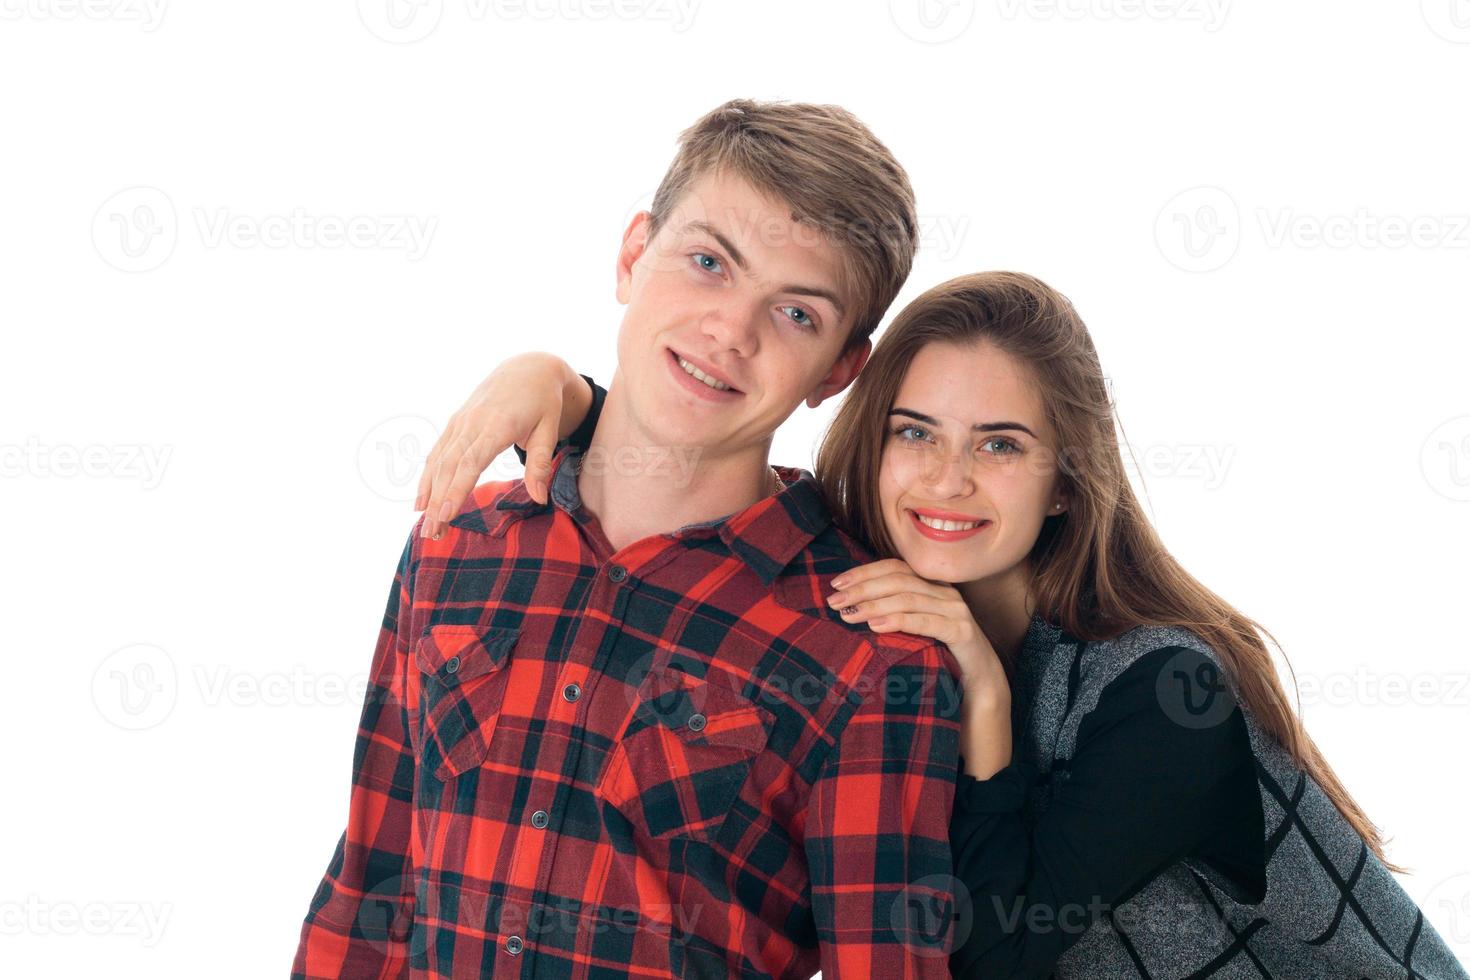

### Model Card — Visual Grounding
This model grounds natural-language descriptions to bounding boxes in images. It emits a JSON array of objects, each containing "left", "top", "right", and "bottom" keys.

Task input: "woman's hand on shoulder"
[
  {"left": 825, "top": 558, "right": 1008, "bottom": 702},
  {"left": 414, "top": 352, "right": 586, "bottom": 538}
]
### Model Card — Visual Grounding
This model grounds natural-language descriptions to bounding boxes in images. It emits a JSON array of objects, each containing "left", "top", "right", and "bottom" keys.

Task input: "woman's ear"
[{"left": 615, "top": 211, "right": 651, "bottom": 305}]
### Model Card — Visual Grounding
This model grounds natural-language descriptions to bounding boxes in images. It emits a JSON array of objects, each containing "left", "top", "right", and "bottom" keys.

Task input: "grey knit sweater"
[{"left": 1004, "top": 615, "right": 1468, "bottom": 979}]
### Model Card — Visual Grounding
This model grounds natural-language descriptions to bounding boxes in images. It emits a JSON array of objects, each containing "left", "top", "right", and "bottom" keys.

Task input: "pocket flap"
[
  {"left": 635, "top": 667, "right": 775, "bottom": 755},
  {"left": 414, "top": 625, "right": 519, "bottom": 685}
]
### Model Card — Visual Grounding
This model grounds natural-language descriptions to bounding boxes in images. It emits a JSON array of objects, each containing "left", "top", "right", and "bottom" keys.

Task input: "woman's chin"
[{"left": 894, "top": 549, "right": 977, "bottom": 586}]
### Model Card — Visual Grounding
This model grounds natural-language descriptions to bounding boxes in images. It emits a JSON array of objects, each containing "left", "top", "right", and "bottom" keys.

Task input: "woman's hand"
[
  {"left": 825, "top": 558, "right": 1013, "bottom": 778},
  {"left": 414, "top": 353, "right": 591, "bottom": 538}
]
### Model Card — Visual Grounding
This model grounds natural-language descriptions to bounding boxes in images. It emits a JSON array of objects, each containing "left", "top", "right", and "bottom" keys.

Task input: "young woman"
[{"left": 411, "top": 271, "right": 1466, "bottom": 978}]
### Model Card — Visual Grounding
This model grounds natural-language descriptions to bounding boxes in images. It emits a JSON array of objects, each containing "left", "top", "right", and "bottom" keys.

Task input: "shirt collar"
[{"left": 448, "top": 445, "right": 833, "bottom": 588}]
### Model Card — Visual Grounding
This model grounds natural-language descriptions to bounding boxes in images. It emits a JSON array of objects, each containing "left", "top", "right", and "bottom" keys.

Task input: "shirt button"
[
  {"left": 531, "top": 809, "right": 549, "bottom": 829},
  {"left": 505, "top": 935, "right": 523, "bottom": 955},
  {"left": 687, "top": 713, "right": 707, "bottom": 732},
  {"left": 562, "top": 683, "right": 581, "bottom": 702},
  {"left": 444, "top": 656, "right": 460, "bottom": 674},
  {"left": 608, "top": 564, "right": 627, "bottom": 582}
]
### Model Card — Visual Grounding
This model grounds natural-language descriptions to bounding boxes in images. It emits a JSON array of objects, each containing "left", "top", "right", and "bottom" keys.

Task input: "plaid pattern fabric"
[
  {"left": 292, "top": 445, "right": 966, "bottom": 978},
  {"left": 1008, "top": 617, "right": 1469, "bottom": 979}
]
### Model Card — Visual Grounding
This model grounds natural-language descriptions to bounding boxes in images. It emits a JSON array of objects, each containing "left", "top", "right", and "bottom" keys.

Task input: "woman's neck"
[{"left": 957, "top": 562, "right": 1037, "bottom": 665}]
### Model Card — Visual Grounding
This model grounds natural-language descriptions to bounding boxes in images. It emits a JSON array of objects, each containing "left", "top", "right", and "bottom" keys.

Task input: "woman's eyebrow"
[{"left": 888, "top": 407, "right": 1038, "bottom": 439}]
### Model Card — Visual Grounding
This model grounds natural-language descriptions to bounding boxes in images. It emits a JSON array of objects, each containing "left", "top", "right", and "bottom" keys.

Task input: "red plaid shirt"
[{"left": 293, "top": 446, "right": 965, "bottom": 978}]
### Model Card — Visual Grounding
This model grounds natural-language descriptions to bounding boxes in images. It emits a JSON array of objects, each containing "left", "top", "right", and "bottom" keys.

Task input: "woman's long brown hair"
[{"left": 815, "top": 270, "right": 1403, "bottom": 872}]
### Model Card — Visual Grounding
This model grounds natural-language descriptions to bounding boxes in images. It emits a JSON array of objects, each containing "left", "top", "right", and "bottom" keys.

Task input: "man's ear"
[
  {"left": 805, "top": 338, "right": 871, "bottom": 408},
  {"left": 616, "top": 211, "right": 652, "bottom": 305}
]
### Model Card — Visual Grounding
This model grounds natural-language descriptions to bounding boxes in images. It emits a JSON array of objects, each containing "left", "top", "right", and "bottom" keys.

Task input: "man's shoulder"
[
  {"left": 406, "top": 479, "right": 527, "bottom": 555},
  {"left": 772, "top": 521, "right": 963, "bottom": 682}
]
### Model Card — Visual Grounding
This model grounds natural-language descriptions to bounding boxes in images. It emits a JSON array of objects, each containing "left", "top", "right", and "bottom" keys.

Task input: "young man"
[{"left": 293, "top": 100, "right": 966, "bottom": 978}]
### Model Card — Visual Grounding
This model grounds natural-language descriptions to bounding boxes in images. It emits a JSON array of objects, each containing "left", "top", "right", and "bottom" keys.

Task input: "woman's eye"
[
  {"left": 692, "top": 252, "right": 723, "bottom": 275},
  {"left": 894, "top": 424, "right": 932, "bottom": 443},
  {"left": 779, "top": 305, "right": 816, "bottom": 330},
  {"left": 980, "top": 437, "right": 1020, "bottom": 455}
]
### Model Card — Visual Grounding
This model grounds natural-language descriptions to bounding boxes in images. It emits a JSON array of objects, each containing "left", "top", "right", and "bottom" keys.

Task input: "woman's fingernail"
[
  {"left": 437, "top": 500, "right": 454, "bottom": 522},
  {"left": 868, "top": 617, "right": 888, "bottom": 628},
  {"left": 826, "top": 593, "right": 846, "bottom": 606},
  {"left": 830, "top": 577, "right": 848, "bottom": 590},
  {"left": 839, "top": 606, "right": 859, "bottom": 616}
]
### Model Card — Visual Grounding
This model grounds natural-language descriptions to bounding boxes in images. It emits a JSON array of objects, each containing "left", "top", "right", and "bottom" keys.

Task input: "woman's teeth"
[
  {"left": 915, "top": 514, "right": 984, "bottom": 531},
  {"left": 677, "top": 356, "right": 732, "bottom": 391}
]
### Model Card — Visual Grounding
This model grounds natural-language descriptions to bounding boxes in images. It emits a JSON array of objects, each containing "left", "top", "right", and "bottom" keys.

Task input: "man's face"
[{"left": 613, "top": 169, "right": 871, "bottom": 454}]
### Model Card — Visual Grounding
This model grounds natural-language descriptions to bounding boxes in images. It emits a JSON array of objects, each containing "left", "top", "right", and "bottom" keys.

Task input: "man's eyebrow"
[
  {"left": 782, "top": 285, "right": 846, "bottom": 319},
  {"left": 888, "top": 408, "right": 1039, "bottom": 439},
  {"left": 681, "top": 220, "right": 847, "bottom": 319},
  {"left": 683, "top": 221, "right": 749, "bottom": 272}
]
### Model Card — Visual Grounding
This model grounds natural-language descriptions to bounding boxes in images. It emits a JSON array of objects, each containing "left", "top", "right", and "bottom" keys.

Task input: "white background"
[{"left": 3, "top": 1, "right": 1468, "bottom": 976}]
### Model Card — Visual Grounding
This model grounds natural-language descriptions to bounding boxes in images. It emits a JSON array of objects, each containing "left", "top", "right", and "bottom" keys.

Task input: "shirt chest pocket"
[
  {"left": 598, "top": 667, "right": 776, "bottom": 845},
  {"left": 414, "top": 625, "right": 518, "bottom": 781}
]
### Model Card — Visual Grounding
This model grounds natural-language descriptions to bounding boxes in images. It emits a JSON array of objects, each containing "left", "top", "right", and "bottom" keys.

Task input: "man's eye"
[
  {"left": 693, "top": 252, "right": 723, "bottom": 275},
  {"left": 780, "top": 305, "right": 816, "bottom": 330}
]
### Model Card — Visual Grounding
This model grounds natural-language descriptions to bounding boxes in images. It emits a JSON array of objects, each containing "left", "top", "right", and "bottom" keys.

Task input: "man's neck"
[{"left": 576, "top": 387, "right": 780, "bottom": 553}]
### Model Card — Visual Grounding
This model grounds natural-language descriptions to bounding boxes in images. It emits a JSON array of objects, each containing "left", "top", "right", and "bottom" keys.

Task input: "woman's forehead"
[{"left": 894, "top": 341, "right": 1045, "bottom": 425}]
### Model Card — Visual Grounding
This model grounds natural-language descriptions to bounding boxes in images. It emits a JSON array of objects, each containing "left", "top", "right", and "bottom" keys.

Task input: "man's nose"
[{"left": 699, "top": 301, "right": 761, "bottom": 357}]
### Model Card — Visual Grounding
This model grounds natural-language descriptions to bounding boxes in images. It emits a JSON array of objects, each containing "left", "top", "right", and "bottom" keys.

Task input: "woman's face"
[{"left": 877, "top": 339, "right": 1066, "bottom": 588}]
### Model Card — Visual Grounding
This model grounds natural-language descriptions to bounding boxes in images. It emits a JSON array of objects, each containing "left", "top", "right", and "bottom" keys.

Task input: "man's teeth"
[
  {"left": 677, "top": 356, "right": 732, "bottom": 391},
  {"left": 916, "top": 514, "right": 984, "bottom": 531}
]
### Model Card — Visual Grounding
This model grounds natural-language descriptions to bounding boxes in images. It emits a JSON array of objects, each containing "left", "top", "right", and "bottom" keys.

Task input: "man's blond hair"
[{"left": 648, "top": 99, "right": 918, "bottom": 353}]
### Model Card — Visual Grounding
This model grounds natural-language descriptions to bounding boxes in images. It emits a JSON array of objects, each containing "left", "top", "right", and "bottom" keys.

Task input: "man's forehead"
[{"left": 666, "top": 176, "right": 850, "bottom": 302}]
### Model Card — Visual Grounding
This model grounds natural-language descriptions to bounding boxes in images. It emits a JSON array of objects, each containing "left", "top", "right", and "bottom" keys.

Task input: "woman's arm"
[
  {"left": 414, "top": 353, "right": 596, "bottom": 538},
  {"left": 949, "top": 645, "right": 1265, "bottom": 979}
]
